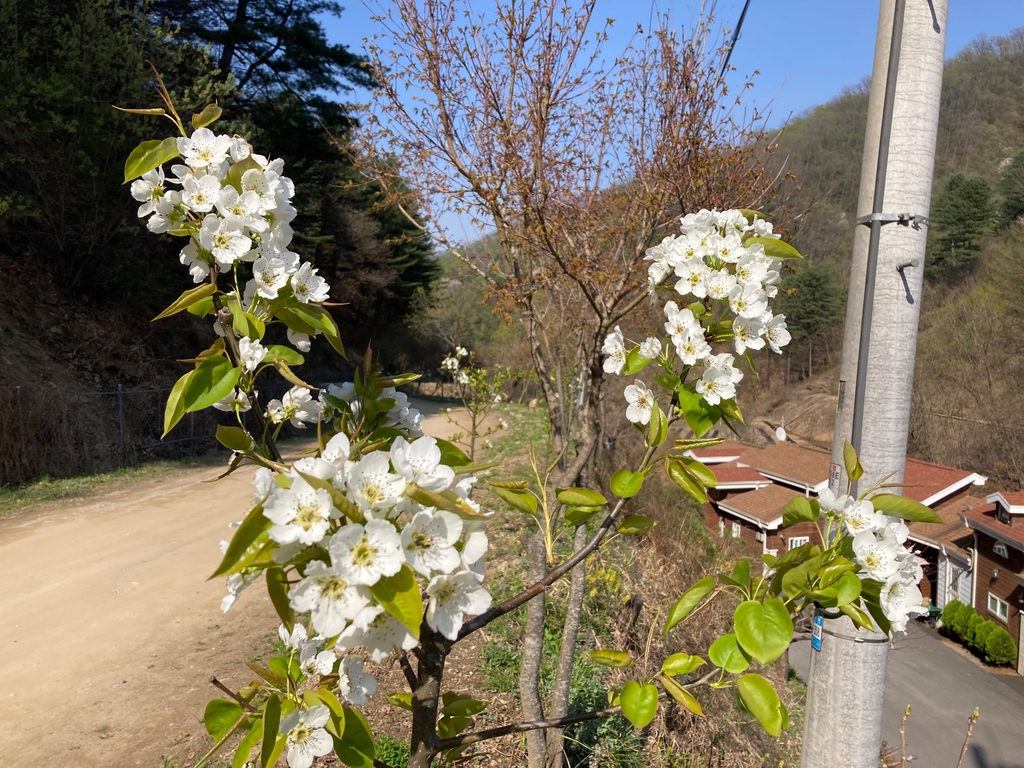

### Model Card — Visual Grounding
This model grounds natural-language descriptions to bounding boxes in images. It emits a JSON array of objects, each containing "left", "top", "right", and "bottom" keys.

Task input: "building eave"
[
  {"left": 959, "top": 514, "right": 1024, "bottom": 553},
  {"left": 919, "top": 473, "right": 987, "bottom": 508},
  {"left": 715, "top": 501, "right": 782, "bottom": 530}
]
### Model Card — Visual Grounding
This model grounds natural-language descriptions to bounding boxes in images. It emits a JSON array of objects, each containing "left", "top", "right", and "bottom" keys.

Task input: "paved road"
[{"left": 792, "top": 623, "right": 1024, "bottom": 767}]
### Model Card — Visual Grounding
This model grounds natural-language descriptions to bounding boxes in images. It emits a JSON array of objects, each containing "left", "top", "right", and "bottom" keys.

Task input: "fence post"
[
  {"left": 15, "top": 385, "right": 22, "bottom": 430},
  {"left": 117, "top": 383, "right": 125, "bottom": 448}
]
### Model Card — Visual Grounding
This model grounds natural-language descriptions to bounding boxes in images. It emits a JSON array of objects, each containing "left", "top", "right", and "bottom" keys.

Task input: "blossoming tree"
[
  {"left": 122, "top": 76, "right": 941, "bottom": 768},
  {"left": 438, "top": 347, "right": 512, "bottom": 460}
]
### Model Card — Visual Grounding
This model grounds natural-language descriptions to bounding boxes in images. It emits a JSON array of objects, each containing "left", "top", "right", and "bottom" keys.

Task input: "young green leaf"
[
  {"left": 184, "top": 356, "right": 240, "bottom": 413},
  {"left": 556, "top": 487, "right": 607, "bottom": 507},
  {"left": 492, "top": 486, "right": 538, "bottom": 514},
  {"left": 441, "top": 696, "right": 488, "bottom": 717},
  {"left": 435, "top": 438, "right": 472, "bottom": 467},
  {"left": 204, "top": 698, "right": 245, "bottom": 741},
  {"left": 336, "top": 707, "right": 376, "bottom": 768},
  {"left": 617, "top": 515, "right": 655, "bottom": 535},
  {"left": 843, "top": 439, "right": 864, "bottom": 482},
  {"left": 211, "top": 503, "right": 270, "bottom": 578},
  {"left": 676, "top": 388, "right": 721, "bottom": 437},
  {"left": 163, "top": 369, "right": 194, "bottom": 437},
  {"left": 387, "top": 692, "right": 413, "bottom": 710},
  {"left": 661, "top": 653, "right": 707, "bottom": 676},
  {"left": 737, "top": 674, "right": 785, "bottom": 735},
  {"left": 745, "top": 236, "right": 803, "bottom": 260},
  {"left": 264, "top": 345, "right": 304, "bottom": 366},
  {"left": 610, "top": 469, "right": 644, "bottom": 498},
  {"left": 663, "top": 576, "right": 715, "bottom": 633},
  {"left": 233, "top": 719, "right": 263, "bottom": 768},
  {"left": 868, "top": 494, "right": 943, "bottom": 524},
  {"left": 782, "top": 496, "right": 820, "bottom": 527},
  {"left": 260, "top": 695, "right": 281, "bottom": 768},
  {"left": 647, "top": 402, "right": 668, "bottom": 447},
  {"left": 659, "top": 674, "right": 703, "bottom": 717},
  {"left": 153, "top": 283, "right": 217, "bottom": 321},
  {"left": 216, "top": 424, "right": 254, "bottom": 453},
  {"left": 369, "top": 565, "right": 423, "bottom": 640},
  {"left": 619, "top": 681, "right": 659, "bottom": 729},
  {"left": 565, "top": 506, "right": 602, "bottom": 526},
  {"left": 622, "top": 347, "right": 652, "bottom": 375},
  {"left": 124, "top": 137, "right": 179, "bottom": 182},
  {"left": 733, "top": 598, "right": 794, "bottom": 664},
  {"left": 587, "top": 649, "right": 634, "bottom": 668},
  {"left": 192, "top": 103, "right": 223, "bottom": 129},
  {"left": 679, "top": 457, "right": 717, "bottom": 487},
  {"left": 708, "top": 633, "right": 751, "bottom": 674},
  {"left": 667, "top": 460, "right": 707, "bottom": 504},
  {"left": 266, "top": 567, "right": 294, "bottom": 631}
]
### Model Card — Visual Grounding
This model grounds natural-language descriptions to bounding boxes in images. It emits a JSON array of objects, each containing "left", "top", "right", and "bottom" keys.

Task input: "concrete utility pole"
[{"left": 803, "top": 1, "right": 948, "bottom": 767}]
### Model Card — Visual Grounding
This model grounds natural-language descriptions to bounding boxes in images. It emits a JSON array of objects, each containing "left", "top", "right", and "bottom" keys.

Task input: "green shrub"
[
  {"left": 985, "top": 627, "right": 1019, "bottom": 666},
  {"left": 951, "top": 603, "right": 977, "bottom": 640},
  {"left": 965, "top": 613, "right": 986, "bottom": 647},
  {"left": 375, "top": 734, "right": 411, "bottom": 768},
  {"left": 972, "top": 620, "right": 996, "bottom": 653},
  {"left": 941, "top": 600, "right": 964, "bottom": 635}
]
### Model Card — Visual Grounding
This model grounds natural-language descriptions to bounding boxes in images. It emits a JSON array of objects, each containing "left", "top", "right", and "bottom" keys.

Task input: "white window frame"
[
  {"left": 993, "top": 542, "right": 1009, "bottom": 559},
  {"left": 988, "top": 592, "right": 1009, "bottom": 622},
  {"left": 718, "top": 518, "right": 725, "bottom": 538},
  {"left": 731, "top": 521, "right": 741, "bottom": 539},
  {"left": 788, "top": 536, "right": 810, "bottom": 550}
]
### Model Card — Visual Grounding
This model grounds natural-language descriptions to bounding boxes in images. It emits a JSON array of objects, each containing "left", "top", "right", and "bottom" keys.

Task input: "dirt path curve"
[{"left": 0, "top": 399, "right": 487, "bottom": 767}]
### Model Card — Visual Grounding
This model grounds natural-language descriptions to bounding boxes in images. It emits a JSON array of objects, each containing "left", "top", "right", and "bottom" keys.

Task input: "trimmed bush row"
[{"left": 941, "top": 600, "right": 1018, "bottom": 666}]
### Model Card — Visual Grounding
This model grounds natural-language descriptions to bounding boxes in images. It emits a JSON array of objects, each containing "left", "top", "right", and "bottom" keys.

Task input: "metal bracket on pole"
[{"left": 855, "top": 212, "right": 930, "bottom": 228}]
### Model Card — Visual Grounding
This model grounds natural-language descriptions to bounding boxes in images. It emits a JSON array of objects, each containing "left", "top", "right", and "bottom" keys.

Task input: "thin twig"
[
  {"left": 900, "top": 705, "right": 910, "bottom": 767},
  {"left": 400, "top": 651, "right": 418, "bottom": 689},
  {"left": 209, "top": 676, "right": 257, "bottom": 712},
  {"left": 955, "top": 708, "right": 980, "bottom": 768}
]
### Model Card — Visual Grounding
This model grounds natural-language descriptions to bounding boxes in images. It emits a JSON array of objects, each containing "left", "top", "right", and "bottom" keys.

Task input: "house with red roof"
[{"left": 960, "top": 492, "right": 1024, "bottom": 674}]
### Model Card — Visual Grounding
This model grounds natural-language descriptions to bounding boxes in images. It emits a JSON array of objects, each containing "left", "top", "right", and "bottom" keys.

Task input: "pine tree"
[{"left": 927, "top": 173, "right": 993, "bottom": 279}]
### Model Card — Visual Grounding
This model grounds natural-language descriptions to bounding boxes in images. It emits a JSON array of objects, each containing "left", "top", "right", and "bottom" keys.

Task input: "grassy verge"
[{"left": 0, "top": 453, "right": 225, "bottom": 517}]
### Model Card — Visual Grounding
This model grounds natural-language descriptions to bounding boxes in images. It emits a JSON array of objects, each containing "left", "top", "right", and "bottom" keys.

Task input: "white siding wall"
[
  {"left": 937, "top": 552, "right": 973, "bottom": 608},
  {"left": 936, "top": 557, "right": 948, "bottom": 608}
]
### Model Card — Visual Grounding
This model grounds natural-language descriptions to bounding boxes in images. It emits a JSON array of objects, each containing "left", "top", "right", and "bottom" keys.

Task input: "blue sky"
[{"left": 319, "top": 1, "right": 1023, "bottom": 239}]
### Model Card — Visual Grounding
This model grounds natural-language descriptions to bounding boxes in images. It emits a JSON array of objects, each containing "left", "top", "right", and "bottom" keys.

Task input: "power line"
[{"left": 718, "top": 0, "right": 753, "bottom": 80}]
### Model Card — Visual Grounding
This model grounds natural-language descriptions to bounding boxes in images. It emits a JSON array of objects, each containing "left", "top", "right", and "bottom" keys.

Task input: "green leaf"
[
  {"left": 434, "top": 438, "right": 472, "bottom": 467},
  {"left": 667, "top": 460, "right": 706, "bottom": 504},
  {"left": 673, "top": 436, "right": 727, "bottom": 452},
  {"left": 437, "top": 715, "right": 473, "bottom": 739},
  {"left": 840, "top": 601, "right": 876, "bottom": 631},
  {"left": 266, "top": 567, "right": 294, "bottom": 631},
  {"left": 229, "top": 301, "right": 266, "bottom": 341},
  {"left": 780, "top": 553, "right": 823, "bottom": 599},
  {"left": 661, "top": 653, "right": 706, "bottom": 676},
  {"left": 124, "top": 137, "right": 179, "bottom": 182},
  {"left": 224, "top": 156, "right": 262, "bottom": 192},
  {"left": 739, "top": 209, "right": 769, "bottom": 224},
  {"left": 676, "top": 388, "right": 720, "bottom": 438},
  {"left": 843, "top": 440, "right": 864, "bottom": 482},
  {"left": 708, "top": 633, "right": 751, "bottom": 674},
  {"left": 680, "top": 457, "right": 717, "bottom": 488},
  {"left": 265, "top": 344, "right": 304, "bottom": 366},
  {"left": 336, "top": 707, "right": 375, "bottom": 768},
  {"left": 745, "top": 236, "right": 803, "bottom": 260},
  {"left": 211, "top": 503, "right": 270, "bottom": 577},
  {"left": 204, "top": 698, "right": 244, "bottom": 741},
  {"left": 869, "top": 494, "right": 943, "bottom": 524},
  {"left": 623, "top": 347, "right": 652, "bottom": 375},
  {"left": 404, "top": 484, "right": 486, "bottom": 519},
  {"left": 828, "top": 571, "right": 863, "bottom": 608},
  {"left": 378, "top": 372, "right": 421, "bottom": 388},
  {"left": 556, "top": 487, "right": 607, "bottom": 507},
  {"left": 660, "top": 674, "right": 703, "bottom": 717},
  {"left": 618, "top": 515, "right": 655, "bottom": 535},
  {"left": 217, "top": 424, "right": 254, "bottom": 453},
  {"left": 782, "top": 496, "right": 820, "bottom": 527},
  {"left": 718, "top": 398, "right": 744, "bottom": 424},
  {"left": 260, "top": 695, "right": 281, "bottom": 768},
  {"left": 233, "top": 719, "right": 263, "bottom": 768},
  {"left": 273, "top": 360, "right": 315, "bottom": 390},
  {"left": 184, "top": 355, "right": 240, "bottom": 413},
  {"left": 245, "top": 661, "right": 287, "bottom": 689},
  {"left": 565, "top": 506, "right": 602, "bottom": 526},
  {"left": 387, "top": 692, "right": 413, "bottom": 710},
  {"left": 655, "top": 374, "right": 680, "bottom": 390},
  {"left": 736, "top": 674, "right": 785, "bottom": 735},
  {"left": 192, "top": 103, "right": 223, "bottom": 129},
  {"left": 587, "top": 649, "right": 634, "bottom": 668},
  {"left": 163, "top": 369, "right": 194, "bottom": 437},
  {"left": 441, "top": 696, "right": 488, "bottom": 717},
  {"left": 619, "top": 681, "right": 659, "bottom": 729},
  {"left": 733, "top": 599, "right": 794, "bottom": 664},
  {"left": 369, "top": 565, "right": 423, "bottom": 640},
  {"left": 647, "top": 402, "right": 668, "bottom": 447},
  {"left": 663, "top": 576, "right": 715, "bottom": 633},
  {"left": 610, "top": 469, "right": 644, "bottom": 498},
  {"left": 492, "top": 486, "right": 538, "bottom": 514},
  {"left": 187, "top": 295, "right": 216, "bottom": 318},
  {"left": 153, "top": 283, "right": 217, "bottom": 321}
]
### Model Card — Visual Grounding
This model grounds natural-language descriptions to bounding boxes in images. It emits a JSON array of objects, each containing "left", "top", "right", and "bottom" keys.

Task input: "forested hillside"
[
  {"left": 762, "top": 29, "right": 1024, "bottom": 486},
  {"left": 0, "top": 0, "right": 436, "bottom": 389}
]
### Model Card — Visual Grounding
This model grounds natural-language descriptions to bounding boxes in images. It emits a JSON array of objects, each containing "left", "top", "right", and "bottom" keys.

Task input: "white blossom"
[
  {"left": 664, "top": 301, "right": 699, "bottom": 338},
  {"left": 279, "top": 623, "right": 309, "bottom": 650},
  {"left": 182, "top": 174, "right": 221, "bottom": 212},
  {"left": 391, "top": 436, "right": 455, "bottom": 492},
  {"left": 602, "top": 326, "right": 626, "bottom": 375},
  {"left": 291, "top": 262, "right": 330, "bottom": 304},
  {"left": 179, "top": 242, "right": 210, "bottom": 283},
  {"left": 762, "top": 313, "right": 792, "bottom": 353},
  {"left": 263, "top": 475, "right": 334, "bottom": 546},
  {"left": 177, "top": 128, "right": 232, "bottom": 170},
  {"left": 300, "top": 643, "right": 337, "bottom": 677},
  {"left": 880, "top": 572, "right": 927, "bottom": 634},
  {"left": 345, "top": 452, "right": 407, "bottom": 515},
  {"left": 695, "top": 366, "right": 736, "bottom": 406},
  {"left": 337, "top": 605, "right": 418, "bottom": 662},
  {"left": 329, "top": 519, "right": 404, "bottom": 586},
  {"left": 281, "top": 705, "right": 333, "bottom": 768},
  {"left": 426, "top": 571, "right": 492, "bottom": 640},
  {"left": 624, "top": 380, "right": 655, "bottom": 425},
  {"left": 728, "top": 283, "right": 769, "bottom": 319},
  {"left": 674, "top": 259, "right": 711, "bottom": 298},
  {"left": 213, "top": 387, "right": 252, "bottom": 413},
  {"left": 267, "top": 386, "right": 321, "bottom": 428},
  {"left": 252, "top": 467, "right": 276, "bottom": 504},
  {"left": 638, "top": 337, "right": 662, "bottom": 361},
  {"left": 199, "top": 215, "right": 252, "bottom": 268},
  {"left": 732, "top": 316, "right": 766, "bottom": 355},
  {"left": 672, "top": 327, "right": 712, "bottom": 366},
  {"left": 130, "top": 168, "right": 172, "bottom": 217},
  {"left": 705, "top": 269, "right": 737, "bottom": 301},
  {"left": 238, "top": 337, "right": 266, "bottom": 373},
  {"left": 216, "top": 186, "right": 267, "bottom": 232},
  {"left": 220, "top": 571, "right": 258, "bottom": 613},
  {"left": 401, "top": 508, "right": 463, "bottom": 577},
  {"left": 288, "top": 328, "right": 312, "bottom": 352},
  {"left": 852, "top": 530, "right": 900, "bottom": 581},
  {"left": 290, "top": 560, "right": 370, "bottom": 637},
  {"left": 842, "top": 499, "right": 888, "bottom": 536},
  {"left": 337, "top": 655, "right": 377, "bottom": 705}
]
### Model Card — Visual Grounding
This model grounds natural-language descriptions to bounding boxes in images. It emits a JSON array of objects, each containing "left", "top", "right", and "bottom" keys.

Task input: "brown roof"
[
  {"left": 717, "top": 484, "right": 803, "bottom": 527},
  {"left": 712, "top": 462, "right": 771, "bottom": 488},
  {"left": 908, "top": 494, "right": 985, "bottom": 553},
  {"left": 901, "top": 458, "right": 979, "bottom": 504},
  {"left": 991, "top": 490, "right": 1024, "bottom": 507},
  {"left": 961, "top": 503, "right": 1024, "bottom": 548},
  {"left": 746, "top": 442, "right": 831, "bottom": 489}
]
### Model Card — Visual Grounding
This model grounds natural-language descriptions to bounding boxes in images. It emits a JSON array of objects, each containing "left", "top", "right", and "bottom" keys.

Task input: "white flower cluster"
[
  {"left": 442, "top": 346, "right": 470, "bottom": 384},
  {"left": 222, "top": 427, "right": 491, "bottom": 720},
  {"left": 130, "top": 127, "right": 329, "bottom": 314},
  {"left": 819, "top": 489, "right": 928, "bottom": 634},
  {"left": 602, "top": 210, "right": 793, "bottom": 424}
]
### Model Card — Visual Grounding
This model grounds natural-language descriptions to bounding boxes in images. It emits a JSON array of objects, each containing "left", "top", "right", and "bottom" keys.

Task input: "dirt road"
[{"left": 0, "top": 400, "right": 486, "bottom": 767}]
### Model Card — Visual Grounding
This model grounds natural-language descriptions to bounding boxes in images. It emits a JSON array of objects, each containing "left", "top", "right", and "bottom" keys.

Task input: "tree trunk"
[
  {"left": 409, "top": 627, "right": 451, "bottom": 768},
  {"left": 545, "top": 522, "right": 589, "bottom": 768},
  {"left": 520, "top": 532, "right": 549, "bottom": 767}
]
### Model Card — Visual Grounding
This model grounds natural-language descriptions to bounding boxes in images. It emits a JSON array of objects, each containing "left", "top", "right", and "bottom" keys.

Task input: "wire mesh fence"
[{"left": 0, "top": 385, "right": 235, "bottom": 486}]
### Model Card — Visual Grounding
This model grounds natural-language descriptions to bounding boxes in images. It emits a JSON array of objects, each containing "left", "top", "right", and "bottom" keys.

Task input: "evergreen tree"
[
  {"left": 998, "top": 149, "right": 1024, "bottom": 228},
  {"left": 927, "top": 173, "right": 993, "bottom": 279},
  {"left": 776, "top": 265, "right": 845, "bottom": 376}
]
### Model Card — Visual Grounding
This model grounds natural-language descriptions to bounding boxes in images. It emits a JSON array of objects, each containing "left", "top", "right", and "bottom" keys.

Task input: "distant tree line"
[{"left": 0, "top": 0, "right": 437, "bottom": 367}]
